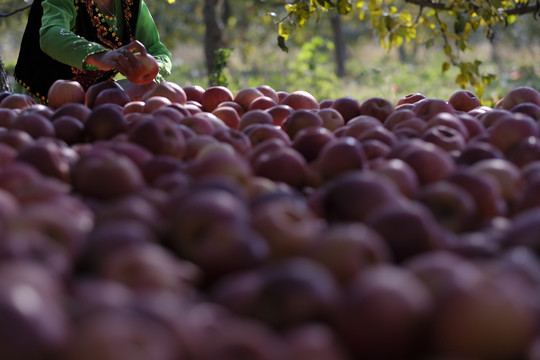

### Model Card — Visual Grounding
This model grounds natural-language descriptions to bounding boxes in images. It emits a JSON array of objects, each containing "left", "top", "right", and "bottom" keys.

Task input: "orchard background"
[{"left": 1, "top": 0, "right": 540, "bottom": 104}]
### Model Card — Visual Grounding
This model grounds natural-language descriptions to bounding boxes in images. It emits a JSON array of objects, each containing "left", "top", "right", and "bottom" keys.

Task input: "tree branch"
[
  {"left": 503, "top": 3, "right": 540, "bottom": 16},
  {"left": 404, "top": 0, "right": 540, "bottom": 16},
  {"left": 0, "top": 3, "right": 32, "bottom": 17},
  {"left": 403, "top": 0, "right": 450, "bottom": 11}
]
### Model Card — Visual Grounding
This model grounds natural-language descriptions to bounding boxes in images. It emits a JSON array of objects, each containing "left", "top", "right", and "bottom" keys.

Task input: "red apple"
[
  {"left": 51, "top": 102, "right": 91, "bottom": 123},
  {"left": 183, "top": 84, "right": 205, "bottom": 103},
  {"left": 292, "top": 126, "right": 336, "bottom": 162},
  {"left": 93, "top": 87, "right": 131, "bottom": 107},
  {"left": 333, "top": 265, "right": 433, "bottom": 359},
  {"left": 281, "top": 90, "right": 320, "bottom": 111},
  {"left": 83, "top": 103, "right": 127, "bottom": 141},
  {"left": 282, "top": 109, "right": 324, "bottom": 140},
  {"left": 247, "top": 96, "right": 277, "bottom": 111},
  {"left": 238, "top": 109, "right": 274, "bottom": 131},
  {"left": 10, "top": 111, "right": 56, "bottom": 139},
  {"left": 317, "top": 107, "right": 345, "bottom": 131},
  {"left": 141, "top": 80, "right": 187, "bottom": 105},
  {"left": 359, "top": 96, "right": 395, "bottom": 122},
  {"left": 128, "top": 116, "right": 186, "bottom": 158},
  {"left": 85, "top": 79, "right": 123, "bottom": 108},
  {"left": 47, "top": 79, "right": 85, "bottom": 109},
  {"left": 371, "top": 158, "right": 420, "bottom": 198},
  {"left": 52, "top": 115, "right": 85, "bottom": 145},
  {"left": 201, "top": 85, "right": 234, "bottom": 112},
  {"left": 212, "top": 106, "right": 241, "bottom": 129},
  {"left": 487, "top": 112, "right": 539, "bottom": 154},
  {"left": 70, "top": 149, "right": 146, "bottom": 200},
  {"left": 265, "top": 104, "right": 294, "bottom": 126},
  {"left": 413, "top": 98, "right": 456, "bottom": 121},
  {"left": 234, "top": 87, "right": 265, "bottom": 111},
  {"left": 396, "top": 92, "right": 427, "bottom": 106},
  {"left": 0, "top": 93, "right": 36, "bottom": 110},
  {"left": 330, "top": 96, "right": 362, "bottom": 123},
  {"left": 311, "top": 136, "right": 367, "bottom": 181},
  {"left": 255, "top": 84, "right": 279, "bottom": 102},
  {"left": 125, "top": 52, "right": 159, "bottom": 85},
  {"left": 448, "top": 89, "right": 482, "bottom": 112},
  {"left": 500, "top": 86, "right": 540, "bottom": 110}
]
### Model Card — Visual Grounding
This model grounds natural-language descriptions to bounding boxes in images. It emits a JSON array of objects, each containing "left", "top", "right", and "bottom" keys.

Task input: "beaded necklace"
[{"left": 76, "top": 0, "right": 134, "bottom": 49}]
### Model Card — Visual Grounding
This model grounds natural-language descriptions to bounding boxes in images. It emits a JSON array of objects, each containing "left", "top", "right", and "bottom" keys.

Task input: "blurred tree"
[{"left": 276, "top": 0, "right": 540, "bottom": 96}]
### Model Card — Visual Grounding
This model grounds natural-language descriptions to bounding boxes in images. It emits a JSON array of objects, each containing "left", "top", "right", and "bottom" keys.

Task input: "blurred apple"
[
  {"left": 370, "top": 158, "right": 420, "bottom": 198},
  {"left": 83, "top": 103, "right": 127, "bottom": 141},
  {"left": 51, "top": 102, "right": 91, "bottom": 123},
  {"left": 93, "top": 87, "right": 131, "bottom": 107},
  {"left": 238, "top": 109, "right": 274, "bottom": 131},
  {"left": 212, "top": 105, "right": 241, "bottom": 129},
  {"left": 413, "top": 98, "right": 456, "bottom": 121},
  {"left": 143, "top": 95, "right": 173, "bottom": 113},
  {"left": 285, "top": 323, "right": 349, "bottom": 360},
  {"left": 446, "top": 167, "right": 506, "bottom": 225},
  {"left": 0, "top": 93, "right": 36, "bottom": 110},
  {"left": 10, "top": 111, "right": 55, "bottom": 139},
  {"left": 247, "top": 96, "right": 277, "bottom": 111},
  {"left": 15, "top": 137, "right": 72, "bottom": 182},
  {"left": 487, "top": 112, "right": 539, "bottom": 154},
  {"left": 333, "top": 265, "right": 433, "bottom": 360},
  {"left": 265, "top": 104, "right": 294, "bottom": 126},
  {"left": 415, "top": 180, "right": 477, "bottom": 233},
  {"left": 281, "top": 109, "right": 323, "bottom": 140},
  {"left": 392, "top": 138, "right": 455, "bottom": 185},
  {"left": 70, "top": 149, "right": 146, "bottom": 200},
  {"left": 244, "top": 123, "right": 291, "bottom": 147},
  {"left": 252, "top": 146, "right": 311, "bottom": 189},
  {"left": 311, "top": 136, "right": 367, "bottom": 181},
  {"left": 305, "top": 222, "right": 392, "bottom": 284},
  {"left": 322, "top": 170, "right": 402, "bottom": 223},
  {"left": 396, "top": 92, "right": 427, "bottom": 106},
  {"left": 212, "top": 127, "right": 252, "bottom": 154},
  {"left": 292, "top": 126, "right": 336, "bottom": 163},
  {"left": 85, "top": 79, "right": 123, "bottom": 108},
  {"left": 499, "top": 85, "right": 540, "bottom": 110},
  {"left": 201, "top": 86, "right": 234, "bottom": 112},
  {"left": 366, "top": 199, "right": 445, "bottom": 262},
  {"left": 359, "top": 96, "right": 394, "bottom": 122},
  {"left": 330, "top": 96, "right": 362, "bottom": 123},
  {"left": 142, "top": 80, "right": 187, "bottom": 105},
  {"left": 182, "top": 84, "right": 205, "bottom": 103},
  {"left": 316, "top": 107, "right": 345, "bottom": 131},
  {"left": 234, "top": 87, "right": 265, "bottom": 111},
  {"left": 255, "top": 84, "right": 279, "bottom": 102},
  {"left": 250, "top": 193, "right": 325, "bottom": 258},
  {"left": 129, "top": 116, "right": 186, "bottom": 158}
]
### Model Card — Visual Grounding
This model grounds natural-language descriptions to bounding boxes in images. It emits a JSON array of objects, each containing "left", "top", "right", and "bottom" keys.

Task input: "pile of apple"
[{"left": 1, "top": 78, "right": 540, "bottom": 360}]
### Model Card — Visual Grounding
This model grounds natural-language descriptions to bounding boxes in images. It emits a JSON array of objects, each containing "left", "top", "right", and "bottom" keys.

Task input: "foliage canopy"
[{"left": 276, "top": 0, "right": 540, "bottom": 96}]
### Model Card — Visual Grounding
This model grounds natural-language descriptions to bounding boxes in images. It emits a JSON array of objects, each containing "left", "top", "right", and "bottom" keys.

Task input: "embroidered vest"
[{"left": 14, "top": 0, "right": 140, "bottom": 104}]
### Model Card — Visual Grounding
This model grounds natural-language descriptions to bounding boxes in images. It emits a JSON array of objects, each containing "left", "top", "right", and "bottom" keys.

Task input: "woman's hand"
[{"left": 85, "top": 40, "right": 148, "bottom": 76}]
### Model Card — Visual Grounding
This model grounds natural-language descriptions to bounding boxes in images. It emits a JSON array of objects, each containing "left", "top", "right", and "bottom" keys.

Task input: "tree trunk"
[
  {"left": 0, "top": 54, "right": 10, "bottom": 92},
  {"left": 331, "top": 14, "right": 346, "bottom": 78},
  {"left": 203, "top": 0, "right": 225, "bottom": 85}
]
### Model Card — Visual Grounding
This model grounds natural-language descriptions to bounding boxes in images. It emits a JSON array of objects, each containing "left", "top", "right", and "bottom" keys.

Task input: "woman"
[{"left": 13, "top": 0, "right": 172, "bottom": 104}]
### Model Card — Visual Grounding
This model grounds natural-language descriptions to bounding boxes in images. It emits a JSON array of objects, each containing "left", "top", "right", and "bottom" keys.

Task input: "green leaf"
[{"left": 442, "top": 61, "right": 450, "bottom": 72}]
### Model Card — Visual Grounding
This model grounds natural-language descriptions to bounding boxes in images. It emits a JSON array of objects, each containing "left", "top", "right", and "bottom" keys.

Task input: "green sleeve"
[
  {"left": 39, "top": 0, "right": 108, "bottom": 70},
  {"left": 135, "top": 1, "right": 172, "bottom": 82}
]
